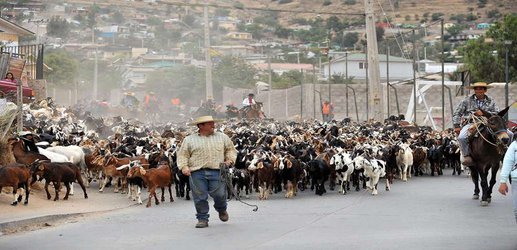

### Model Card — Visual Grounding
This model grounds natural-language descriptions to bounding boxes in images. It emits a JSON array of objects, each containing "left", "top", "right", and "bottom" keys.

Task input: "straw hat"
[
  {"left": 465, "top": 82, "right": 492, "bottom": 89},
  {"left": 189, "top": 116, "right": 223, "bottom": 126},
  {"left": 18, "top": 131, "right": 33, "bottom": 136}
]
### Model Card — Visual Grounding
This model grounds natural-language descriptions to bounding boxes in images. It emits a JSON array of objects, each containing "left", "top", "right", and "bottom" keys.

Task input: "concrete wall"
[{"left": 223, "top": 83, "right": 517, "bottom": 129}]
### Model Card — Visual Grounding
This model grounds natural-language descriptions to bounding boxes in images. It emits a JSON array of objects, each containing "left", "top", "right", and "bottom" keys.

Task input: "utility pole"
[
  {"left": 364, "top": 0, "right": 384, "bottom": 121},
  {"left": 412, "top": 29, "right": 417, "bottom": 124},
  {"left": 441, "top": 19, "right": 445, "bottom": 130},
  {"left": 268, "top": 51, "right": 272, "bottom": 117},
  {"left": 204, "top": 3, "right": 213, "bottom": 100},
  {"left": 92, "top": 27, "right": 98, "bottom": 100},
  {"left": 345, "top": 52, "right": 349, "bottom": 118}
]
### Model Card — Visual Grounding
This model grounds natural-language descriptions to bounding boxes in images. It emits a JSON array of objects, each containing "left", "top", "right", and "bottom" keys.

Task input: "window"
[{"left": 359, "top": 62, "right": 368, "bottom": 69}]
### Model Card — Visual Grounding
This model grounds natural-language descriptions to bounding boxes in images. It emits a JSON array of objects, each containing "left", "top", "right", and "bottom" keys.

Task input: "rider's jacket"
[
  {"left": 242, "top": 98, "right": 256, "bottom": 107},
  {"left": 452, "top": 94, "right": 499, "bottom": 127}
]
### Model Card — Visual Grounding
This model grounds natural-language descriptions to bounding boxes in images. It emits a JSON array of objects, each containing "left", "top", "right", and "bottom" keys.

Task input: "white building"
[{"left": 322, "top": 53, "right": 413, "bottom": 81}]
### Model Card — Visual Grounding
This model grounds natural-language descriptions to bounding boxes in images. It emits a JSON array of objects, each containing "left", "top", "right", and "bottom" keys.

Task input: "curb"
[
  {"left": 0, "top": 203, "right": 141, "bottom": 236},
  {"left": 0, "top": 213, "right": 85, "bottom": 236}
]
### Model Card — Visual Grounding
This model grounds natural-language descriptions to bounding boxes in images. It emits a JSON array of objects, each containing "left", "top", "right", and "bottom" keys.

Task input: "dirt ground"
[{"left": 0, "top": 181, "right": 138, "bottom": 227}]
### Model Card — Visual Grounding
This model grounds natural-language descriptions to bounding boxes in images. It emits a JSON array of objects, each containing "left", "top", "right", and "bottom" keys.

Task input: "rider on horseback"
[
  {"left": 241, "top": 93, "right": 256, "bottom": 114},
  {"left": 453, "top": 82, "right": 514, "bottom": 166}
]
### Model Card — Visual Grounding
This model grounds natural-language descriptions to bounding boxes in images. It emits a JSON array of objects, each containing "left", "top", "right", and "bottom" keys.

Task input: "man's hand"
[
  {"left": 223, "top": 161, "right": 233, "bottom": 168},
  {"left": 454, "top": 127, "right": 461, "bottom": 135},
  {"left": 474, "top": 110, "right": 483, "bottom": 116},
  {"left": 181, "top": 167, "right": 191, "bottom": 176},
  {"left": 498, "top": 183, "right": 508, "bottom": 196}
]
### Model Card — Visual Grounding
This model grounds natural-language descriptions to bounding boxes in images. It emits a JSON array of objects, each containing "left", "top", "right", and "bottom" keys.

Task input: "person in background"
[
  {"left": 498, "top": 138, "right": 517, "bottom": 223},
  {"left": 322, "top": 100, "right": 334, "bottom": 122},
  {"left": 177, "top": 115, "right": 237, "bottom": 228},
  {"left": 4, "top": 72, "right": 17, "bottom": 83},
  {"left": 121, "top": 92, "right": 139, "bottom": 109}
]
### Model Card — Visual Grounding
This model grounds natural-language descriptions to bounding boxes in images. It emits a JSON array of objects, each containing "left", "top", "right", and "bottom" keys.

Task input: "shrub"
[
  {"left": 323, "top": 0, "right": 332, "bottom": 6},
  {"left": 431, "top": 12, "right": 444, "bottom": 21},
  {"left": 343, "top": 0, "right": 356, "bottom": 5}
]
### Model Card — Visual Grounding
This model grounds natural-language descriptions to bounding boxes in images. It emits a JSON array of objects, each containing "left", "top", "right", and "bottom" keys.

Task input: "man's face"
[
  {"left": 474, "top": 87, "right": 487, "bottom": 97},
  {"left": 198, "top": 121, "right": 215, "bottom": 134}
]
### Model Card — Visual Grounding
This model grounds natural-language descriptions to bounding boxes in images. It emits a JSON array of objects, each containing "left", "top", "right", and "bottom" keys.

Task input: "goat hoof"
[
  {"left": 472, "top": 194, "right": 479, "bottom": 200},
  {"left": 84, "top": 195, "right": 88, "bottom": 199},
  {"left": 480, "top": 201, "right": 489, "bottom": 206},
  {"left": 10, "top": 201, "right": 18, "bottom": 206},
  {"left": 487, "top": 198, "right": 491, "bottom": 203},
  {"left": 23, "top": 201, "right": 28, "bottom": 205}
]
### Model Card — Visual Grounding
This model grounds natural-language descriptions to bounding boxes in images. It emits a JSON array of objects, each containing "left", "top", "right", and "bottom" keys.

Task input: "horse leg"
[
  {"left": 479, "top": 170, "right": 490, "bottom": 206},
  {"left": 469, "top": 167, "right": 480, "bottom": 199},
  {"left": 487, "top": 164, "right": 499, "bottom": 203}
]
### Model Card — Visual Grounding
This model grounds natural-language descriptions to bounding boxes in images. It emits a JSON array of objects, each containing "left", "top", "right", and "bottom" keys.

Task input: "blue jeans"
[{"left": 190, "top": 169, "right": 227, "bottom": 222}]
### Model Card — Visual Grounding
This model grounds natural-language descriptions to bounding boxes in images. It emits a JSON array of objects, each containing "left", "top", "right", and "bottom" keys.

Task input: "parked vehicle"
[{"left": 0, "top": 79, "right": 34, "bottom": 102}]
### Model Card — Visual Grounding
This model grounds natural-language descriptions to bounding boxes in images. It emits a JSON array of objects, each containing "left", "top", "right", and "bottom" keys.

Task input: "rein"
[
  {"left": 471, "top": 115, "right": 507, "bottom": 150},
  {"left": 220, "top": 163, "right": 258, "bottom": 212}
]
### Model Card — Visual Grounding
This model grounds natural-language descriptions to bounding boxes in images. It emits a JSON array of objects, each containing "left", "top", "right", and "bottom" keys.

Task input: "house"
[
  {"left": 253, "top": 63, "right": 315, "bottom": 75},
  {"left": 210, "top": 45, "right": 253, "bottom": 57},
  {"left": 100, "top": 45, "right": 132, "bottom": 60},
  {"left": 217, "top": 20, "right": 239, "bottom": 31},
  {"left": 476, "top": 23, "right": 491, "bottom": 29},
  {"left": 418, "top": 59, "right": 462, "bottom": 74},
  {"left": 0, "top": 17, "right": 34, "bottom": 47},
  {"left": 321, "top": 53, "right": 413, "bottom": 81},
  {"left": 225, "top": 32, "right": 252, "bottom": 40}
]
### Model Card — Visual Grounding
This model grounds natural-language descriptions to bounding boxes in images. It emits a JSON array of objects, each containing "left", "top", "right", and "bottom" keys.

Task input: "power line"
[{"left": 157, "top": 0, "right": 366, "bottom": 16}]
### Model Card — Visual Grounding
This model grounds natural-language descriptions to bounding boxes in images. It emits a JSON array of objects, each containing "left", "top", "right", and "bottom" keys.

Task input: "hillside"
[{"left": 59, "top": 0, "right": 516, "bottom": 25}]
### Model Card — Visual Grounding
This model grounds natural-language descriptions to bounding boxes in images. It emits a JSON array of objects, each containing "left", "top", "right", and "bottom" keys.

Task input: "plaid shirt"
[
  {"left": 177, "top": 131, "right": 237, "bottom": 172},
  {"left": 452, "top": 94, "right": 499, "bottom": 127}
]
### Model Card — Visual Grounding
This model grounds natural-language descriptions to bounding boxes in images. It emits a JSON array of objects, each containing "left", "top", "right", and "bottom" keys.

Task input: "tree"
[
  {"left": 144, "top": 65, "right": 205, "bottom": 104},
  {"left": 87, "top": 4, "right": 100, "bottom": 28},
  {"left": 376, "top": 26, "right": 385, "bottom": 42},
  {"left": 44, "top": 49, "right": 79, "bottom": 88},
  {"left": 462, "top": 14, "right": 517, "bottom": 82},
  {"left": 342, "top": 32, "right": 359, "bottom": 48},
  {"left": 46, "top": 16, "right": 71, "bottom": 38},
  {"left": 111, "top": 11, "right": 125, "bottom": 24},
  {"left": 446, "top": 24, "right": 466, "bottom": 37},
  {"left": 213, "top": 56, "right": 257, "bottom": 88}
]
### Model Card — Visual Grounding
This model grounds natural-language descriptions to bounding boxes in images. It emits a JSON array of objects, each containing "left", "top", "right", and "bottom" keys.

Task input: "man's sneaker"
[
  {"left": 195, "top": 220, "right": 209, "bottom": 228},
  {"left": 462, "top": 156, "right": 474, "bottom": 166},
  {"left": 219, "top": 211, "right": 229, "bottom": 222}
]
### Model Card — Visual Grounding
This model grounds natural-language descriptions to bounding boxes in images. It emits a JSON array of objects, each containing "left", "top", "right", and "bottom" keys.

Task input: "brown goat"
[
  {"left": 127, "top": 164, "right": 173, "bottom": 208},
  {"left": 30, "top": 161, "right": 88, "bottom": 201},
  {"left": 99, "top": 155, "right": 149, "bottom": 193},
  {"left": 8, "top": 138, "right": 49, "bottom": 165},
  {"left": 256, "top": 161, "right": 274, "bottom": 200},
  {"left": 0, "top": 163, "right": 31, "bottom": 205}
]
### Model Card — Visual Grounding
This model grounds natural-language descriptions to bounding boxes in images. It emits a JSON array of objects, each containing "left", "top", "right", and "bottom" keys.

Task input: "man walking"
[{"left": 178, "top": 116, "right": 237, "bottom": 228}]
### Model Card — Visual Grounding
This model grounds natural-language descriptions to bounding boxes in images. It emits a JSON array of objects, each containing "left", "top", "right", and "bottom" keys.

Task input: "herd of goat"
[{"left": 0, "top": 102, "right": 470, "bottom": 208}]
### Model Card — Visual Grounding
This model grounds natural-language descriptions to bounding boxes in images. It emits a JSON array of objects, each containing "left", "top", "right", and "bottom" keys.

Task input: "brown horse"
[
  {"left": 8, "top": 138, "right": 49, "bottom": 165},
  {"left": 469, "top": 109, "right": 510, "bottom": 206},
  {"left": 241, "top": 103, "right": 264, "bottom": 119}
]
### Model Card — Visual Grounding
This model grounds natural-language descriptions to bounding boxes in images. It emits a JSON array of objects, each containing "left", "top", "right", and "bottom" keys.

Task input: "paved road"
[{"left": 0, "top": 169, "right": 516, "bottom": 250}]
